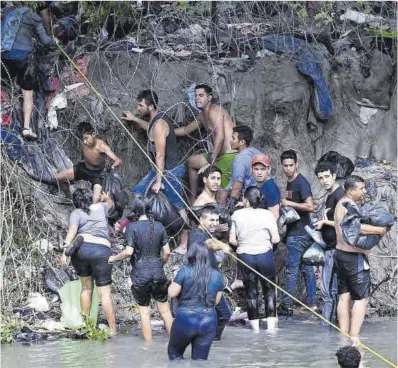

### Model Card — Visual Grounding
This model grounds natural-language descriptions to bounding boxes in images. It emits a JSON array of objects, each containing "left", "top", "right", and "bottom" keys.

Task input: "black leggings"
[{"left": 239, "top": 250, "right": 276, "bottom": 320}]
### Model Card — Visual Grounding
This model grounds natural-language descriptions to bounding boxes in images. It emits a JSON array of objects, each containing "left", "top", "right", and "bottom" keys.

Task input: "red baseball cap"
[{"left": 251, "top": 155, "right": 271, "bottom": 167}]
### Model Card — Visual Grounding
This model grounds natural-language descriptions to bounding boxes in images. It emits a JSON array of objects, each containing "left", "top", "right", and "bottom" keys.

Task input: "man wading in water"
[
  {"left": 174, "top": 84, "right": 237, "bottom": 205},
  {"left": 55, "top": 122, "right": 122, "bottom": 203},
  {"left": 333, "top": 175, "right": 387, "bottom": 345}
]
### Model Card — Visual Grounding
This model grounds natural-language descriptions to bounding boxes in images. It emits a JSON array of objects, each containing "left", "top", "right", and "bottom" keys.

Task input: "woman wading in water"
[
  {"left": 168, "top": 241, "right": 224, "bottom": 360},
  {"left": 61, "top": 188, "right": 117, "bottom": 333},
  {"left": 229, "top": 186, "right": 280, "bottom": 332},
  {"left": 108, "top": 194, "right": 173, "bottom": 341}
]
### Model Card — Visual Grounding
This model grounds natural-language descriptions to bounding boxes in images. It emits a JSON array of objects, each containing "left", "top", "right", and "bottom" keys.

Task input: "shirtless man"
[
  {"left": 56, "top": 122, "right": 122, "bottom": 203},
  {"left": 193, "top": 166, "right": 222, "bottom": 206},
  {"left": 334, "top": 175, "right": 387, "bottom": 343},
  {"left": 174, "top": 84, "right": 236, "bottom": 204}
]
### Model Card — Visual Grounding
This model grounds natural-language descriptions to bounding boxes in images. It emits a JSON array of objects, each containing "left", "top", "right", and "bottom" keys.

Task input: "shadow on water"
[{"left": 1, "top": 319, "right": 396, "bottom": 368}]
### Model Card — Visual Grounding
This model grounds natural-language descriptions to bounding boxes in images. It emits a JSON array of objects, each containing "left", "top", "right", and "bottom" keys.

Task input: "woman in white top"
[{"left": 229, "top": 186, "right": 280, "bottom": 332}]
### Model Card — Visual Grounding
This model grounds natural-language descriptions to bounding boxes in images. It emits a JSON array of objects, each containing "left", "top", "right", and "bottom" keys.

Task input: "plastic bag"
[
  {"left": 341, "top": 202, "right": 394, "bottom": 250},
  {"left": 103, "top": 172, "right": 129, "bottom": 226},
  {"left": 278, "top": 206, "right": 300, "bottom": 226},
  {"left": 302, "top": 243, "right": 325, "bottom": 266},
  {"left": 147, "top": 191, "right": 185, "bottom": 238},
  {"left": 318, "top": 151, "right": 354, "bottom": 179}
]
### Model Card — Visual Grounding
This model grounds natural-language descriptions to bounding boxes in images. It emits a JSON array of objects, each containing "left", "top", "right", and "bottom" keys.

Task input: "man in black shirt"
[
  {"left": 188, "top": 205, "right": 231, "bottom": 341},
  {"left": 314, "top": 162, "right": 345, "bottom": 325},
  {"left": 122, "top": 90, "right": 188, "bottom": 225},
  {"left": 279, "top": 150, "right": 316, "bottom": 314}
]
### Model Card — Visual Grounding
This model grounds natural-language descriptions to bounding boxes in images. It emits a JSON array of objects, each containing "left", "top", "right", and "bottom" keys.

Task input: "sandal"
[{"left": 21, "top": 128, "right": 38, "bottom": 141}]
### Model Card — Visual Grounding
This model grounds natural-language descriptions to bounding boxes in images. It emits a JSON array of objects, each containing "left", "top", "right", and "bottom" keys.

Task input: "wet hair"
[
  {"left": 199, "top": 205, "right": 220, "bottom": 219},
  {"left": 243, "top": 186, "right": 264, "bottom": 209},
  {"left": 280, "top": 149, "right": 297, "bottom": 163},
  {"left": 72, "top": 188, "right": 93, "bottom": 214},
  {"left": 344, "top": 175, "right": 365, "bottom": 191},
  {"left": 77, "top": 122, "right": 95, "bottom": 139},
  {"left": 201, "top": 166, "right": 222, "bottom": 180},
  {"left": 195, "top": 84, "right": 213, "bottom": 96},
  {"left": 336, "top": 346, "right": 361, "bottom": 368},
  {"left": 233, "top": 126, "right": 253, "bottom": 147},
  {"left": 314, "top": 161, "right": 336, "bottom": 176},
  {"left": 137, "top": 89, "right": 158, "bottom": 109},
  {"left": 130, "top": 194, "right": 155, "bottom": 248},
  {"left": 186, "top": 241, "right": 213, "bottom": 306}
]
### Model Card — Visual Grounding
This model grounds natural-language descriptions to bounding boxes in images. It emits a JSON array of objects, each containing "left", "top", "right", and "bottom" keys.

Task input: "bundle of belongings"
[{"left": 341, "top": 202, "right": 395, "bottom": 250}]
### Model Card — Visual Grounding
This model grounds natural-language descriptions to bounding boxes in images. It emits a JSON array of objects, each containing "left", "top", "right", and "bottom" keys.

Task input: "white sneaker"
[{"left": 267, "top": 317, "right": 278, "bottom": 331}]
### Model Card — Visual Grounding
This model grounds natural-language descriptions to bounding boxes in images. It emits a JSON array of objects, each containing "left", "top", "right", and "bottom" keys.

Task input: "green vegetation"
[{"left": 1, "top": 317, "right": 25, "bottom": 344}]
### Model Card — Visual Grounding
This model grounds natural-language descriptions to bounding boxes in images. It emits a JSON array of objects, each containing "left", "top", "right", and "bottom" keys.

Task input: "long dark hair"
[
  {"left": 186, "top": 241, "right": 212, "bottom": 306},
  {"left": 130, "top": 194, "right": 155, "bottom": 249},
  {"left": 72, "top": 188, "right": 92, "bottom": 213},
  {"left": 244, "top": 186, "right": 264, "bottom": 209}
]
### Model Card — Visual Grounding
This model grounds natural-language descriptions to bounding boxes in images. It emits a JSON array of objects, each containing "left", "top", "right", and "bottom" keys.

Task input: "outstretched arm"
[
  {"left": 101, "top": 142, "right": 122, "bottom": 169},
  {"left": 108, "top": 246, "right": 134, "bottom": 263},
  {"left": 122, "top": 111, "right": 150, "bottom": 131},
  {"left": 151, "top": 120, "right": 168, "bottom": 192},
  {"left": 174, "top": 118, "right": 201, "bottom": 136}
]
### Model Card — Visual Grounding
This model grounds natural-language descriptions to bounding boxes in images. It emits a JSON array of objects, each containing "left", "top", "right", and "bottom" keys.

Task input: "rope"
[{"left": 54, "top": 42, "right": 397, "bottom": 368}]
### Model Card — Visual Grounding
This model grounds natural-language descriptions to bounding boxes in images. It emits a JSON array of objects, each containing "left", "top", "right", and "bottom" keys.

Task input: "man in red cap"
[{"left": 251, "top": 155, "right": 280, "bottom": 220}]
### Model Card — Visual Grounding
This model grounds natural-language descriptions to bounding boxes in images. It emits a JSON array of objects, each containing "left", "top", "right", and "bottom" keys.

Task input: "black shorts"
[
  {"left": 71, "top": 242, "right": 112, "bottom": 287},
  {"left": 1, "top": 57, "right": 36, "bottom": 91},
  {"left": 333, "top": 250, "right": 370, "bottom": 301},
  {"left": 131, "top": 275, "right": 169, "bottom": 307},
  {"left": 73, "top": 161, "right": 105, "bottom": 187}
]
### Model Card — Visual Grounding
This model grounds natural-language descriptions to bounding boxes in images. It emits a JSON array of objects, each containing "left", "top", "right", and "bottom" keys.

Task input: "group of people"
[{"left": 58, "top": 84, "right": 388, "bottom": 361}]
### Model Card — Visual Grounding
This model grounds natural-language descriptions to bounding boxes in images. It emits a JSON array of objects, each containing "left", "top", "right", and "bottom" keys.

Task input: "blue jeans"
[
  {"left": 214, "top": 295, "right": 232, "bottom": 340},
  {"left": 132, "top": 165, "right": 185, "bottom": 210},
  {"left": 321, "top": 249, "right": 338, "bottom": 325},
  {"left": 281, "top": 235, "right": 316, "bottom": 307},
  {"left": 168, "top": 308, "right": 216, "bottom": 360}
]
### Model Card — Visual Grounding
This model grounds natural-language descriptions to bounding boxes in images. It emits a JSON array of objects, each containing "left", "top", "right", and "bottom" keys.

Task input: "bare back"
[
  {"left": 82, "top": 139, "right": 106, "bottom": 169},
  {"left": 199, "top": 104, "right": 236, "bottom": 154},
  {"left": 335, "top": 197, "right": 368, "bottom": 255}
]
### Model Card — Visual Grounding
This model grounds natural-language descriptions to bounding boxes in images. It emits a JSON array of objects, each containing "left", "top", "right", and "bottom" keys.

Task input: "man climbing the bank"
[
  {"left": 122, "top": 90, "right": 188, "bottom": 226},
  {"left": 334, "top": 175, "right": 388, "bottom": 344},
  {"left": 55, "top": 122, "right": 122, "bottom": 203},
  {"left": 314, "top": 161, "right": 345, "bottom": 325},
  {"left": 1, "top": 5, "right": 57, "bottom": 140},
  {"left": 174, "top": 84, "right": 237, "bottom": 205}
]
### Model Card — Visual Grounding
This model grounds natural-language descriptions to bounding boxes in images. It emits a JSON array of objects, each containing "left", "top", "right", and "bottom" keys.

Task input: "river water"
[{"left": 2, "top": 318, "right": 396, "bottom": 368}]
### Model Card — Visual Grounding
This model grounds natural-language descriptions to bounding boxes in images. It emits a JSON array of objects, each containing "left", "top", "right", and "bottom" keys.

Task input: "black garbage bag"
[
  {"left": 44, "top": 267, "right": 73, "bottom": 295},
  {"left": 318, "top": 151, "right": 354, "bottom": 179},
  {"left": 341, "top": 202, "right": 394, "bottom": 250},
  {"left": 302, "top": 243, "right": 325, "bottom": 266},
  {"left": 103, "top": 172, "right": 129, "bottom": 226},
  {"left": 147, "top": 191, "right": 185, "bottom": 238}
]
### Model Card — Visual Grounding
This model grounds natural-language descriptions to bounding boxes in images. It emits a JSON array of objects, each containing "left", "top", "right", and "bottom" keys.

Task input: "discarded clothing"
[
  {"left": 247, "top": 35, "right": 332, "bottom": 120},
  {"left": 60, "top": 56, "right": 91, "bottom": 98},
  {"left": 341, "top": 202, "right": 394, "bottom": 250},
  {"left": 44, "top": 267, "right": 75, "bottom": 295},
  {"left": 21, "top": 139, "right": 72, "bottom": 183},
  {"left": 318, "top": 151, "right": 354, "bottom": 180},
  {"left": 0, "top": 123, "right": 22, "bottom": 161}
]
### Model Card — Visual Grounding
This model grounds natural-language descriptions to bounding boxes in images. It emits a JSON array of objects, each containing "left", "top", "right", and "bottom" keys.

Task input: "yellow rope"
[{"left": 54, "top": 42, "right": 397, "bottom": 368}]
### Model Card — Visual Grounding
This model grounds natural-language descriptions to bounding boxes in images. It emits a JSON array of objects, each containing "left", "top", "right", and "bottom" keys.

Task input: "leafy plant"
[
  {"left": 78, "top": 317, "right": 113, "bottom": 342},
  {"left": 1, "top": 317, "right": 25, "bottom": 344}
]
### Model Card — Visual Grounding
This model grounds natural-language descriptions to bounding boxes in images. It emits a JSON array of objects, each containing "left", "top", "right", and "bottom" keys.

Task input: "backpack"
[
  {"left": 1, "top": 7, "right": 29, "bottom": 53},
  {"left": 54, "top": 16, "right": 79, "bottom": 42},
  {"left": 103, "top": 172, "right": 129, "bottom": 226}
]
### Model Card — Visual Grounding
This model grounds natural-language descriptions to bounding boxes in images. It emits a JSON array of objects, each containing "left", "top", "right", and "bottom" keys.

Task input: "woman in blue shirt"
[{"left": 168, "top": 241, "right": 224, "bottom": 360}]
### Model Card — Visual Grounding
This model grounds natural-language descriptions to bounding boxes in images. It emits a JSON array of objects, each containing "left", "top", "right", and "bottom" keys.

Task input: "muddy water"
[{"left": 2, "top": 318, "right": 396, "bottom": 368}]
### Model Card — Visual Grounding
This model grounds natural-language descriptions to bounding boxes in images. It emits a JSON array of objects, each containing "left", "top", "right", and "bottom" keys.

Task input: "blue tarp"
[{"left": 246, "top": 35, "right": 333, "bottom": 120}]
